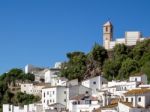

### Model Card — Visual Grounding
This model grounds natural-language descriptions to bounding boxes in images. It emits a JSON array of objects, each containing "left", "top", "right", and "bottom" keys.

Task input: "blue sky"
[{"left": 0, "top": 0, "right": 150, "bottom": 74}]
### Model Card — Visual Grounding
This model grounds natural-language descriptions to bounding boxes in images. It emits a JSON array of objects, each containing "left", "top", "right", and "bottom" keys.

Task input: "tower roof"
[{"left": 103, "top": 21, "right": 112, "bottom": 26}]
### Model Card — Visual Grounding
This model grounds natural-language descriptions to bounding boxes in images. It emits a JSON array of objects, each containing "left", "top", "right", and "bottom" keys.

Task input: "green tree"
[
  {"left": 141, "top": 61, "right": 150, "bottom": 83},
  {"left": 103, "top": 59, "right": 121, "bottom": 80},
  {"left": 61, "top": 51, "right": 87, "bottom": 81},
  {"left": 90, "top": 43, "right": 108, "bottom": 66},
  {"left": 118, "top": 58, "right": 139, "bottom": 79}
]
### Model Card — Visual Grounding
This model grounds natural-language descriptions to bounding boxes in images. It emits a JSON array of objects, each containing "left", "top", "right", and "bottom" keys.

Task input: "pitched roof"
[
  {"left": 48, "top": 103, "right": 65, "bottom": 107},
  {"left": 119, "top": 101, "right": 133, "bottom": 108},
  {"left": 102, "top": 103, "right": 118, "bottom": 109},
  {"left": 124, "top": 88, "right": 150, "bottom": 96},
  {"left": 103, "top": 21, "right": 112, "bottom": 26},
  {"left": 130, "top": 72, "right": 145, "bottom": 77},
  {"left": 70, "top": 94, "right": 98, "bottom": 101}
]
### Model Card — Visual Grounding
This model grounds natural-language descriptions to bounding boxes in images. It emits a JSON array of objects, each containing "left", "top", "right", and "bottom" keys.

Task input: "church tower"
[{"left": 103, "top": 21, "right": 113, "bottom": 49}]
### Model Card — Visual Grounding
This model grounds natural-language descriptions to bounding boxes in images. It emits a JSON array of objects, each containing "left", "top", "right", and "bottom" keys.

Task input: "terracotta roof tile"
[{"left": 124, "top": 88, "right": 150, "bottom": 96}]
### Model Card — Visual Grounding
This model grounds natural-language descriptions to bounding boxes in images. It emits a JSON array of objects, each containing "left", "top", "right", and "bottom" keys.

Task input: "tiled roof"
[
  {"left": 110, "top": 98, "right": 119, "bottom": 104},
  {"left": 130, "top": 72, "right": 145, "bottom": 77},
  {"left": 48, "top": 103, "right": 65, "bottom": 107},
  {"left": 119, "top": 101, "right": 133, "bottom": 108},
  {"left": 70, "top": 94, "right": 98, "bottom": 101},
  {"left": 102, "top": 103, "right": 118, "bottom": 109},
  {"left": 42, "top": 85, "right": 66, "bottom": 89},
  {"left": 124, "top": 88, "right": 150, "bottom": 96}
]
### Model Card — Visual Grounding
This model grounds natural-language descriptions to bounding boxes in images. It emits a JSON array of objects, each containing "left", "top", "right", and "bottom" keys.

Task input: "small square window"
[{"left": 93, "top": 81, "right": 96, "bottom": 84}]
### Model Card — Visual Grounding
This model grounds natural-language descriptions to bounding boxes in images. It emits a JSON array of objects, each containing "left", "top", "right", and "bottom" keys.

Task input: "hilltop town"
[{"left": 1, "top": 21, "right": 150, "bottom": 112}]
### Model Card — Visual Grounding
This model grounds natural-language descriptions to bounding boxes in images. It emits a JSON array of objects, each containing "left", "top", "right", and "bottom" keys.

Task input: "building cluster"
[
  {"left": 3, "top": 62, "right": 150, "bottom": 112},
  {"left": 3, "top": 22, "right": 150, "bottom": 112},
  {"left": 103, "top": 21, "right": 146, "bottom": 49}
]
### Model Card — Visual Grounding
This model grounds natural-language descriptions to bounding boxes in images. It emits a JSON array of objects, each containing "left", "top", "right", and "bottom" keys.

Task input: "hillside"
[
  {"left": 61, "top": 39, "right": 150, "bottom": 82},
  {"left": 0, "top": 69, "right": 40, "bottom": 112}
]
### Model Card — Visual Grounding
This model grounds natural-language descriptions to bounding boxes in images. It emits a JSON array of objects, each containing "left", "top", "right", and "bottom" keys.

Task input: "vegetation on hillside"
[
  {"left": 0, "top": 39, "right": 150, "bottom": 111},
  {"left": 0, "top": 69, "right": 40, "bottom": 111},
  {"left": 61, "top": 39, "right": 150, "bottom": 82},
  {"left": 61, "top": 43, "right": 108, "bottom": 81}
]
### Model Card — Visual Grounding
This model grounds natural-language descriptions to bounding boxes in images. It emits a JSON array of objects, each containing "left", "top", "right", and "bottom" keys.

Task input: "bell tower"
[{"left": 103, "top": 21, "right": 113, "bottom": 49}]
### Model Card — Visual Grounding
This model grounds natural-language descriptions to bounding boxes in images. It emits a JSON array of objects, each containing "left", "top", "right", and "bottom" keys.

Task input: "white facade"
[
  {"left": 109, "top": 41, "right": 116, "bottom": 49},
  {"left": 44, "top": 69, "right": 60, "bottom": 83},
  {"left": 51, "top": 77, "right": 68, "bottom": 86},
  {"left": 118, "top": 101, "right": 150, "bottom": 112},
  {"left": 3, "top": 103, "right": 43, "bottom": 112},
  {"left": 69, "top": 95, "right": 100, "bottom": 112},
  {"left": 54, "top": 62, "right": 62, "bottom": 69},
  {"left": 129, "top": 74, "right": 147, "bottom": 84},
  {"left": 25, "top": 64, "right": 34, "bottom": 74},
  {"left": 125, "top": 31, "right": 141, "bottom": 46},
  {"left": 82, "top": 76, "right": 107, "bottom": 94},
  {"left": 21, "top": 83, "right": 45, "bottom": 97},
  {"left": 42, "top": 86, "right": 69, "bottom": 109},
  {"left": 116, "top": 38, "right": 126, "bottom": 44},
  {"left": 123, "top": 91, "right": 150, "bottom": 108},
  {"left": 69, "top": 85, "right": 92, "bottom": 99}
]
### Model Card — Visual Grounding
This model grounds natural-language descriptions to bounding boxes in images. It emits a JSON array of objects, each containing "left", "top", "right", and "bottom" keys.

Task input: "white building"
[
  {"left": 113, "top": 88, "right": 150, "bottom": 112},
  {"left": 69, "top": 94, "right": 100, "bottom": 112},
  {"left": 129, "top": 73, "right": 147, "bottom": 84},
  {"left": 44, "top": 68, "right": 61, "bottom": 84},
  {"left": 3, "top": 103, "right": 43, "bottom": 112},
  {"left": 54, "top": 62, "right": 62, "bottom": 69},
  {"left": 67, "top": 79, "right": 79, "bottom": 87},
  {"left": 51, "top": 77, "right": 68, "bottom": 86},
  {"left": 21, "top": 83, "right": 47, "bottom": 97},
  {"left": 125, "top": 31, "right": 141, "bottom": 46},
  {"left": 107, "top": 80, "right": 137, "bottom": 96},
  {"left": 81, "top": 75, "right": 107, "bottom": 95},
  {"left": 42, "top": 86, "right": 69, "bottom": 109},
  {"left": 25, "top": 62, "right": 62, "bottom": 83},
  {"left": 69, "top": 85, "right": 92, "bottom": 99},
  {"left": 103, "top": 21, "right": 146, "bottom": 50}
]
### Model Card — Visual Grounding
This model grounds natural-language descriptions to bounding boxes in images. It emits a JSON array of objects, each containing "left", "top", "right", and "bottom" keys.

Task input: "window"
[
  {"left": 131, "top": 98, "right": 133, "bottom": 102},
  {"left": 53, "top": 91, "right": 55, "bottom": 94},
  {"left": 64, "top": 99, "right": 66, "bottom": 102},
  {"left": 93, "top": 81, "right": 96, "bottom": 84},
  {"left": 126, "top": 98, "right": 128, "bottom": 102},
  {"left": 106, "top": 27, "right": 108, "bottom": 32},
  {"left": 85, "top": 91, "right": 89, "bottom": 94},
  {"left": 44, "top": 92, "right": 45, "bottom": 97},
  {"left": 135, "top": 78, "right": 137, "bottom": 81},
  {"left": 64, "top": 91, "right": 66, "bottom": 94},
  {"left": 9, "top": 105, "right": 11, "bottom": 111},
  {"left": 47, "top": 91, "right": 49, "bottom": 95},
  {"left": 138, "top": 97, "right": 141, "bottom": 102}
]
